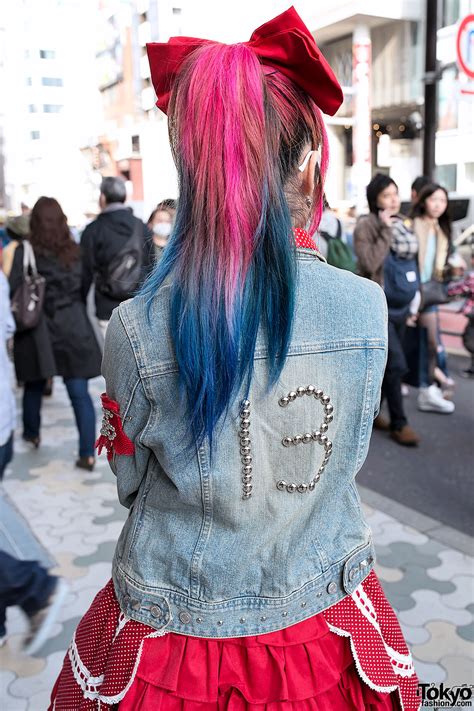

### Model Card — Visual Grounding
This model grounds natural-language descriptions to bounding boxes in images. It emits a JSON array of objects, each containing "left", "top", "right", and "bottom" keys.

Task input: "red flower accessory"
[
  {"left": 95, "top": 394, "right": 135, "bottom": 462},
  {"left": 146, "top": 6, "right": 343, "bottom": 116}
]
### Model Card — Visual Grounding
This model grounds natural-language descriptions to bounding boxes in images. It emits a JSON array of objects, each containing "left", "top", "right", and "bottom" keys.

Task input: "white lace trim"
[
  {"left": 350, "top": 584, "right": 415, "bottom": 677},
  {"left": 67, "top": 615, "right": 171, "bottom": 707}
]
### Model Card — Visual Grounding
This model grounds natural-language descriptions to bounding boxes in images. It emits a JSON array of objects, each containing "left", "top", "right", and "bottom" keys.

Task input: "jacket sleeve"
[
  {"left": 354, "top": 217, "right": 391, "bottom": 279},
  {"left": 101, "top": 307, "right": 153, "bottom": 508},
  {"left": 80, "top": 225, "right": 95, "bottom": 303}
]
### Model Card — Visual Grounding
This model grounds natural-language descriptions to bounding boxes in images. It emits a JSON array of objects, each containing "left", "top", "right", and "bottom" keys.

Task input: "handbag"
[
  {"left": 421, "top": 279, "right": 449, "bottom": 310},
  {"left": 11, "top": 241, "right": 46, "bottom": 331}
]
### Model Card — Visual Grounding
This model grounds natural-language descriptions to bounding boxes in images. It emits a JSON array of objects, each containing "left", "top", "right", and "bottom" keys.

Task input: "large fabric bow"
[{"left": 146, "top": 6, "right": 343, "bottom": 116}]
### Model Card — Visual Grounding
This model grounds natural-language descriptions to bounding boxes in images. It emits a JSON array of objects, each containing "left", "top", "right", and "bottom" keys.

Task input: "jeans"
[
  {"left": 0, "top": 433, "right": 13, "bottom": 480},
  {"left": 381, "top": 318, "right": 408, "bottom": 431},
  {"left": 23, "top": 378, "right": 96, "bottom": 457},
  {"left": 0, "top": 551, "right": 56, "bottom": 636}
]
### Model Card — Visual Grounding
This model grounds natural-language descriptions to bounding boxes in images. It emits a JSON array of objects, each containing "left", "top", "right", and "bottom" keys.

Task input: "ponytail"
[{"left": 141, "top": 43, "right": 326, "bottom": 450}]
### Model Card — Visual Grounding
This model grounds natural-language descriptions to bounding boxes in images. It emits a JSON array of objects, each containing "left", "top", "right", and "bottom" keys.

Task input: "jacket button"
[
  {"left": 327, "top": 582, "right": 338, "bottom": 594},
  {"left": 130, "top": 599, "right": 140, "bottom": 610},
  {"left": 150, "top": 605, "right": 161, "bottom": 618},
  {"left": 179, "top": 611, "right": 192, "bottom": 624},
  {"left": 349, "top": 567, "right": 358, "bottom": 581}
]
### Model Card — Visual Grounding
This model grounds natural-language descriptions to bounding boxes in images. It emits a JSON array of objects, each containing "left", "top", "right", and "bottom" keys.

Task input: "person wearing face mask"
[
  {"left": 148, "top": 200, "right": 176, "bottom": 260},
  {"left": 354, "top": 174, "right": 421, "bottom": 446},
  {"left": 410, "top": 183, "right": 455, "bottom": 414}
]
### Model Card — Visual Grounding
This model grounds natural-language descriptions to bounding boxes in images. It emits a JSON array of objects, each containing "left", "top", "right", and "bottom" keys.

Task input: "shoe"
[
  {"left": 434, "top": 367, "right": 455, "bottom": 390},
  {"left": 23, "top": 578, "right": 68, "bottom": 655},
  {"left": 390, "top": 425, "right": 420, "bottom": 447},
  {"left": 401, "top": 384, "right": 410, "bottom": 397},
  {"left": 461, "top": 368, "right": 474, "bottom": 379},
  {"left": 22, "top": 435, "right": 40, "bottom": 448},
  {"left": 417, "top": 385, "right": 455, "bottom": 414},
  {"left": 43, "top": 378, "right": 53, "bottom": 397},
  {"left": 75, "top": 456, "right": 95, "bottom": 472},
  {"left": 373, "top": 414, "right": 390, "bottom": 431}
]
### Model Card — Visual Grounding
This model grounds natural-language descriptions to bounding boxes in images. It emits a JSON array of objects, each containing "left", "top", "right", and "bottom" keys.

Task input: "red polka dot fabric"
[
  {"left": 293, "top": 227, "right": 318, "bottom": 251},
  {"left": 48, "top": 572, "right": 419, "bottom": 710}
]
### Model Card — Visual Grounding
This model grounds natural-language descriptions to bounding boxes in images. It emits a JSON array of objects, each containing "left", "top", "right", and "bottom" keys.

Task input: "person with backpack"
[
  {"left": 319, "top": 197, "right": 356, "bottom": 272},
  {"left": 354, "top": 174, "right": 421, "bottom": 446},
  {"left": 80, "top": 177, "right": 153, "bottom": 340},
  {"left": 50, "top": 9, "right": 419, "bottom": 710},
  {"left": 9, "top": 197, "right": 102, "bottom": 470}
]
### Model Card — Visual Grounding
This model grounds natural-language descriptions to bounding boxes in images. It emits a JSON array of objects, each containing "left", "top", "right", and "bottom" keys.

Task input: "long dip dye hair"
[{"left": 141, "top": 43, "right": 328, "bottom": 449}]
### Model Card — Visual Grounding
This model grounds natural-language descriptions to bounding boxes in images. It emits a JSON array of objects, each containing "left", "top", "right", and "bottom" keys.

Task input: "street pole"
[{"left": 423, "top": 0, "right": 438, "bottom": 179}]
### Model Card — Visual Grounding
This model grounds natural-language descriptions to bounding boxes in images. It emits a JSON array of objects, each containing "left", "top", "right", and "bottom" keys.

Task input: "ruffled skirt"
[{"left": 49, "top": 573, "right": 420, "bottom": 710}]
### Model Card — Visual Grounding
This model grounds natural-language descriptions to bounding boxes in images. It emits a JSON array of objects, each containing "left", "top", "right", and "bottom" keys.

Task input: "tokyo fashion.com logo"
[{"left": 417, "top": 683, "right": 473, "bottom": 707}]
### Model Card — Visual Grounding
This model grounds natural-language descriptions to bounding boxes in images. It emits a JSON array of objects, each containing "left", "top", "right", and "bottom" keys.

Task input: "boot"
[
  {"left": 390, "top": 425, "right": 421, "bottom": 447},
  {"left": 373, "top": 414, "right": 390, "bottom": 431}
]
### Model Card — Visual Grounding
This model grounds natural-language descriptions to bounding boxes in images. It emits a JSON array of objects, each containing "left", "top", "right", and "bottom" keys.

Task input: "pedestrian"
[
  {"left": 50, "top": 8, "right": 419, "bottom": 710},
  {"left": 354, "top": 174, "right": 421, "bottom": 445},
  {"left": 80, "top": 176, "right": 153, "bottom": 340},
  {"left": 9, "top": 197, "right": 102, "bottom": 470},
  {"left": 410, "top": 175, "right": 430, "bottom": 205},
  {"left": 147, "top": 199, "right": 176, "bottom": 259},
  {"left": 410, "top": 183, "right": 455, "bottom": 413},
  {"left": 2, "top": 214, "right": 30, "bottom": 277},
  {"left": 447, "top": 253, "right": 474, "bottom": 377},
  {"left": 0, "top": 257, "right": 68, "bottom": 653}
]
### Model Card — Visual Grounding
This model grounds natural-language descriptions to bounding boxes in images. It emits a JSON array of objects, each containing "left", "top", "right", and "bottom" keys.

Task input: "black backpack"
[{"left": 99, "top": 220, "right": 143, "bottom": 300}]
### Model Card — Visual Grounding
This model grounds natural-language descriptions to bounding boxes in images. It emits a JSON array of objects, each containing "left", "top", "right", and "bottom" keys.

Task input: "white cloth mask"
[{"left": 153, "top": 222, "right": 172, "bottom": 238}]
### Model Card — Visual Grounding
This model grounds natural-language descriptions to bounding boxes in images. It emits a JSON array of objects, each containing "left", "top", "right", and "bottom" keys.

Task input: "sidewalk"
[{"left": 0, "top": 377, "right": 473, "bottom": 710}]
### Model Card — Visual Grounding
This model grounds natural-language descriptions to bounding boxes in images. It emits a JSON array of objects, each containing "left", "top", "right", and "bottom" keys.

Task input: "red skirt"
[{"left": 49, "top": 572, "right": 420, "bottom": 711}]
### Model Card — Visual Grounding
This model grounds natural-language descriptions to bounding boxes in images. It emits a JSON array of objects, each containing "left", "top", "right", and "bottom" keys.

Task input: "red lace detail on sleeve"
[{"left": 95, "top": 393, "right": 135, "bottom": 461}]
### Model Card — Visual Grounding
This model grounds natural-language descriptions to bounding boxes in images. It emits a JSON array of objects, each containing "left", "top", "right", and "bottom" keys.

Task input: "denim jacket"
[{"left": 104, "top": 249, "right": 388, "bottom": 638}]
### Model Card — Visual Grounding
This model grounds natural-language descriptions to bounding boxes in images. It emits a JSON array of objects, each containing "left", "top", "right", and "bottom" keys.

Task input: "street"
[{"left": 359, "top": 353, "right": 474, "bottom": 537}]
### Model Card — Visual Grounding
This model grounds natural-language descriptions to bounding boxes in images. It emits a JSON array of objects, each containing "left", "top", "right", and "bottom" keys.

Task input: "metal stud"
[
  {"left": 279, "top": 397, "right": 290, "bottom": 407},
  {"left": 241, "top": 418, "right": 250, "bottom": 427},
  {"left": 242, "top": 484, "right": 252, "bottom": 494},
  {"left": 217, "top": 620, "right": 223, "bottom": 626},
  {"left": 241, "top": 455, "right": 252, "bottom": 465},
  {"left": 324, "top": 414, "right": 334, "bottom": 424},
  {"left": 319, "top": 434, "right": 328, "bottom": 446},
  {"left": 321, "top": 395, "right": 331, "bottom": 405},
  {"left": 311, "top": 431, "right": 321, "bottom": 442},
  {"left": 242, "top": 493, "right": 251, "bottom": 500},
  {"left": 293, "top": 434, "right": 303, "bottom": 445},
  {"left": 241, "top": 399, "right": 250, "bottom": 408},
  {"left": 324, "top": 403, "right": 334, "bottom": 414},
  {"left": 277, "top": 480, "right": 287, "bottom": 491},
  {"left": 302, "top": 433, "right": 312, "bottom": 444},
  {"left": 260, "top": 615, "right": 267, "bottom": 621},
  {"left": 314, "top": 473, "right": 321, "bottom": 482},
  {"left": 297, "top": 483, "right": 308, "bottom": 493},
  {"left": 282, "top": 437, "right": 293, "bottom": 447},
  {"left": 320, "top": 423, "right": 328, "bottom": 433},
  {"left": 240, "top": 426, "right": 250, "bottom": 435},
  {"left": 196, "top": 617, "right": 203, "bottom": 623},
  {"left": 240, "top": 446, "right": 251, "bottom": 455},
  {"left": 242, "top": 464, "right": 252, "bottom": 474},
  {"left": 308, "top": 481, "right": 316, "bottom": 491},
  {"left": 306, "top": 385, "right": 316, "bottom": 395},
  {"left": 242, "top": 475, "right": 252, "bottom": 484},
  {"left": 288, "top": 391, "right": 297, "bottom": 401},
  {"left": 241, "top": 408, "right": 250, "bottom": 417},
  {"left": 296, "top": 386, "right": 306, "bottom": 397},
  {"left": 240, "top": 401, "right": 253, "bottom": 500},
  {"left": 240, "top": 617, "right": 246, "bottom": 623},
  {"left": 314, "top": 389, "right": 323, "bottom": 399},
  {"left": 282, "top": 611, "right": 288, "bottom": 617},
  {"left": 240, "top": 436, "right": 251, "bottom": 446},
  {"left": 301, "top": 601, "right": 307, "bottom": 608},
  {"left": 286, "top": 483, "right": 297, "bottom": 493}
]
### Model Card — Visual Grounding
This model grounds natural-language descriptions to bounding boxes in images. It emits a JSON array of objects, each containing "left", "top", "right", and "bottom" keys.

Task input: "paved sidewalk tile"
[{"left": 0, "top": 377, "right": 472, "bottom": 710}]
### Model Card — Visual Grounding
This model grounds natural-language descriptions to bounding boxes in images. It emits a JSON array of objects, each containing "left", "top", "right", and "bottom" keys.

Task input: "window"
[
  {"left": 40, "top": 49, "right": 56, "bottom": 59},
  {"left": 30, "top": 131, "right": 40, "bottom": 140},
  {"left": 43, "top": 104, "right": 62, "bottom": 113},
  {"left": 132, "top": 135, "right": 140, "bottom": 153},
  {"left": 26, "top": 77, "right": 32, "bottom": 86},
  {"left": 28, "top": 104, "right": 37, "bottom": 113},
  {"left": 441, "top": 0, "right": 460, "bottom": 27},
  {"left": 172, "top": 7, "right": 181, "bottom": 14},
  {"left": 436, "top": 164, "right": 457, "bottom": 192},
  {"left": 41, "top": 77, "right": 63, "bottom": 87}
]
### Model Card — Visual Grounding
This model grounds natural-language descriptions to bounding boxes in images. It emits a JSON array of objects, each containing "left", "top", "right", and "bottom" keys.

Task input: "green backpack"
[{"left": 322, "top": 221, "right": 357, "bottom": 273}]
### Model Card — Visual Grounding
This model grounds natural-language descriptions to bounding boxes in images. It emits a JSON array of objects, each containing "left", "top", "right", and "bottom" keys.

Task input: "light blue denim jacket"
[{"left": 103, "top": 249, "right": 387, "bottom": 638}]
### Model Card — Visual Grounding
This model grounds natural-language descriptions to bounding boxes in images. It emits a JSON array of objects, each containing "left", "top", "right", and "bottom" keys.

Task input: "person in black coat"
[
  {"left": 9, "top": 197, "right": 102, "bottom": 470},
  {"left": 80, "top": 176, "right": 153, "bottom": 340}
]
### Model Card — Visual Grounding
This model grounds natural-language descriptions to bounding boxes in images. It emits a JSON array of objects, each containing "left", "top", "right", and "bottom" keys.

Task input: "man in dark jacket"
[{"left": 81, "top": 177, "right": 153, "bottom": 339}]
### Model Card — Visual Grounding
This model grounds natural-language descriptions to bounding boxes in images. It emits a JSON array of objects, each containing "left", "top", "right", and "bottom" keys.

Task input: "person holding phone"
[{"left": 354, "top": 174, "right": 420, "bottom": 446}]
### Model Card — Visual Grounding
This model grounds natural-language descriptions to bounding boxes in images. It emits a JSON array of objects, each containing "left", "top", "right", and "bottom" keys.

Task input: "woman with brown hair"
[{"left": 9, "top": 197, "right": 102, "bottom": 469}]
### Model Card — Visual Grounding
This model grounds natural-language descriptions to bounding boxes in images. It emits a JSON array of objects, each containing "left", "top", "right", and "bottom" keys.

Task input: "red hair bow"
[{"left": 146, "top": 6, "right": 343, "bottom": 116}]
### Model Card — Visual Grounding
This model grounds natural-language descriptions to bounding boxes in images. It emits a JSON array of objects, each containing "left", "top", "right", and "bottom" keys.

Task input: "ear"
[{"left": 300, "top": 150, "right": 319, "bottom": 200}]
